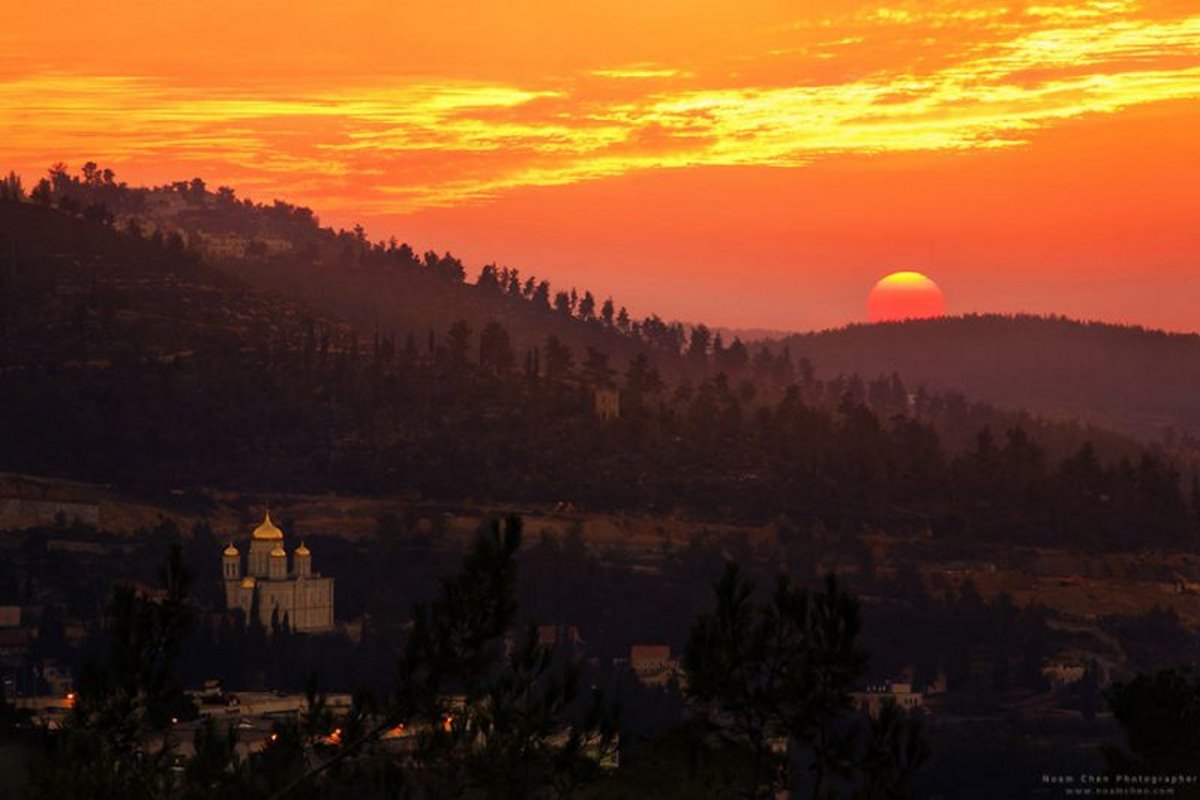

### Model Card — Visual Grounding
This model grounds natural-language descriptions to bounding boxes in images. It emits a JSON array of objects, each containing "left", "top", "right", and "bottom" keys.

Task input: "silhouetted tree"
[
  {"left": 543, "top": 335, "right": 574, "bottom": 381},
  {"left": 0, "top": 170, "right": 24, "bottom": 202},
  {"left": 578, "top": 291, "right": 596, "bottom": 321},
  {"left": 479, "top": 321, "right": 516, "bottom": 376},
  {"left": 390, "top": 517, "right": 617, "bottom": 798},
  {"left": 445, "top": 320, "right": 473, "bottom": 372},
  {"left": 30, "top": 546, "right": 197, "bottom": 800},
  {"left": 1104, "top": 668, "right": 1200, "bottom": 798},
  {"left": 684, "top": 566, "right": 868, "bottom": 799}
]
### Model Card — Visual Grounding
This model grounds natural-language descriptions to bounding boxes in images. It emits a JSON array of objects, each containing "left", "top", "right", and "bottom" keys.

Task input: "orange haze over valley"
[{"left": 2, "top": 0, "right": 1197, "bottom": 331}]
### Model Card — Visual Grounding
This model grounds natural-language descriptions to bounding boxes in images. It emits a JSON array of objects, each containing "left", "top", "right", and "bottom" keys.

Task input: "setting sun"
[{"left": 867, "top": 271, "right": 946, "bottom": 323}]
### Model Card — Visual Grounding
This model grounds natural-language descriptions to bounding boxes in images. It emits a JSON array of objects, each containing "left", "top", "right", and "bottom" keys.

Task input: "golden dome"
[
  {"left": 252, "top": 511, "right": 284, "bottom": 541},
  {"left": 240, "top": 576, "right": 256, "bottom": 588},
  {"left": 223, "top": 543, "right": 239, "bottom": 557},
  {"left": 270, "top": 543, "right": 286, "bottom": 558},
  {"left": 295, "top": 542, "right": 311, "bottom": 557}
]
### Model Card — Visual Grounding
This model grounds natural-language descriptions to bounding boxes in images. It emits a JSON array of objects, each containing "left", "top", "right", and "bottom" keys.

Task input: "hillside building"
[
  {"left": 593, "top": 387, "right": 620, "bottom": 420},
  {"left": 851, "top": 682, "right": 926, "bottom": 718},
  {"left": 222, "top": 512, "right": 334, "bottom": 633},
  {"left": 629, "top": 644, "right": 679, "bottom": 687}
]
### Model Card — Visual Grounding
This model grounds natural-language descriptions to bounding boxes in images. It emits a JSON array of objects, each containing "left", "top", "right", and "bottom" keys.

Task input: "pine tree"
[{"left": 30, "top": 546, "right": 198, "bottom": 800}]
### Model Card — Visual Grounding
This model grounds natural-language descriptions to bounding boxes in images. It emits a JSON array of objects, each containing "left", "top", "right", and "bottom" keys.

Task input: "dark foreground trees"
[
  {"left": 27, "top": 518, "right": 617, "bottom": 800},
  {"left": 30, "top": 545, "right": 197, "bottom": 800},
  {"left": 1105, "top": 669, "right": 1200, "bottom": 800},
  {"left": 680, "top": 566, "right": 927, "bottom": 800},
  {"left": 23, "top": 520, "right": 931, "bottom": 799},
  {"left": 386, "top": 516, "right": 617, "bottom": 799}
]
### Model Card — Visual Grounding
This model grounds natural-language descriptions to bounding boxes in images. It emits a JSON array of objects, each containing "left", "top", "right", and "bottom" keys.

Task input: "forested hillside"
[
  {"left": 11, "top": 163, "right": 681, "bottom": 371},
  {"left": 781, "top": 315, "right": 1200, "bottom": 448},
  {"left": 3, "top": 170, "right": 1197, "bottom": 552},
  {"left": 0, "top": 200, "right": 350, "bottom": 370}
]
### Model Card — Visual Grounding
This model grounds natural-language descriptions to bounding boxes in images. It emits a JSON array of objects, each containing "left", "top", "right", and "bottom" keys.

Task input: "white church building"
[{"left": 222, "top": 511, "right": 334, "bottom": 633}]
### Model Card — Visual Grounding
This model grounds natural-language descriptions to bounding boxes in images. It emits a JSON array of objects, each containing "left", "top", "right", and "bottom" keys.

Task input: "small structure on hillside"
[
  {"left": 629, "top": 644, "right": 679, "bottom": 687},
  {"left": 1042, "top": 661, "right": 1087, "bottom": 687},
  {"left": 851, "top": 682, "right": 926, "bottom": 718},
  {"left": 593, "top": 387, "right": 620, "bottom": 421},
  {"left": 222, "top": 511, "right": 334, "bottom": 633}
]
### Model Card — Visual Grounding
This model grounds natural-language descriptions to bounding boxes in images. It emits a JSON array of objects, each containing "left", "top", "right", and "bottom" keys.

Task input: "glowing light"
[{"left": 867, "top": 271, "right": 946, "bottom": 323}]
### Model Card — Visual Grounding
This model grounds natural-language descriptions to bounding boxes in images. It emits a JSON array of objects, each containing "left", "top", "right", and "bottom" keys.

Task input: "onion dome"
[
  {"left": 240, "top": 576, "right": 256, "bottom": 588},
  {"left": 295, "top": 542, "right": 311, "bottom": 557},
  {"left": 223, "top": 543, "right": 239, "bottom": 558},
  {"left": 270, "top": 543, "right": 286, "bottom": 558},
  {"left": 252, "top": 511, "right": 284, "bottom": 541}
]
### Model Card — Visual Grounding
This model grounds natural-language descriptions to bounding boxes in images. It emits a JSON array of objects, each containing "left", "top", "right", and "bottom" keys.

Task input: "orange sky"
[{"left": 2, "top": 0, "right": 1198, "bottom": 331}]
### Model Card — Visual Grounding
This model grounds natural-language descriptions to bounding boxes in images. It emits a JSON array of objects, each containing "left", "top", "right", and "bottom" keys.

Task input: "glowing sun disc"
[{"left": 867, "top": 271, "right": 945, "bottom": 323}]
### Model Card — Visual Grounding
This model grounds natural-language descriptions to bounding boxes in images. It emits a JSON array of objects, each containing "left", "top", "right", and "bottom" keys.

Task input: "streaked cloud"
[
  {"left": 1, "top": 1, "right": 1197, "bottom": 213},
  {"left": 590, "top": 66, "right": 691, "bottom": 79}
]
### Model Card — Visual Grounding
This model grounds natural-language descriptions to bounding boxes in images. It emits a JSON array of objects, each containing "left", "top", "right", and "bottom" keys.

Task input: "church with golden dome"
[{"left": 222, "top": 511, "right": 334, "bottom": 633}]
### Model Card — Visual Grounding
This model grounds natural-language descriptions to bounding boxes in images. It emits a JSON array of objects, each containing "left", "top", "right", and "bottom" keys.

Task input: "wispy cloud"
[
  {"left": 590, "top": 66, "right": 691, "bottom": 79},
  {"left": 1, "top": 2, "right": 1197, "bottom": 212}
]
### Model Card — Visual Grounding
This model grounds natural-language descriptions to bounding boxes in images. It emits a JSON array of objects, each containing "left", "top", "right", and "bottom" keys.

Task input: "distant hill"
[
  {"left": 0, "top": 201, "right": 348, "bottom": 369},
  {"left": 780, "top": 315, "right": 1200, "bottom": 447},
  {"left": 12, "top": 164, "right": 685, "bottom": 374}
]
